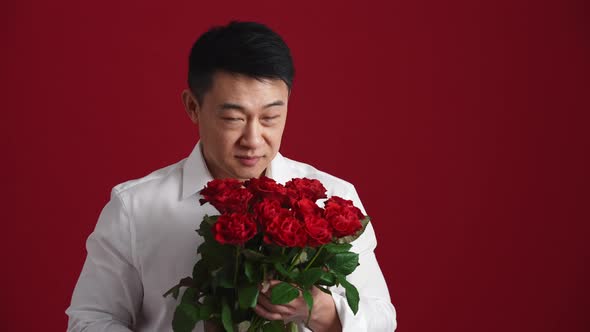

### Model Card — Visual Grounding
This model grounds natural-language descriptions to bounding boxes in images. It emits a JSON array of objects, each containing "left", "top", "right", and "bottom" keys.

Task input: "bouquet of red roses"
[{"left": 164, "top": 177, "right": 369, "bottom": 332}]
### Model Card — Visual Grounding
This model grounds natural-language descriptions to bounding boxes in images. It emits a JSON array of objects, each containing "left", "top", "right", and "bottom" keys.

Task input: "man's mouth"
[{"left": 236, "top": 156, "right": 261, "bottom": 167}]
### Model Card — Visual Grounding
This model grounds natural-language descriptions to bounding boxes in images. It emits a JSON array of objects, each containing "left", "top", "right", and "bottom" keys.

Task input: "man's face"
[{"left": 184, "top": 71, "right": 289, "bottom": 181}]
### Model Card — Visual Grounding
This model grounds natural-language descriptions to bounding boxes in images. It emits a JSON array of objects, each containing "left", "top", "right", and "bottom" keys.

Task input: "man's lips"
[{"left": 236, "top": 155, "right": 262, "bottom": 166}]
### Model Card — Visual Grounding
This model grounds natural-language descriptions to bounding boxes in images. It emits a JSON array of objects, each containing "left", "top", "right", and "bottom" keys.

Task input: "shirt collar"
[
  {"left": 181, "top": 141, "right": 289, "bottom": 200},
  {"left": 267, "top": 150, "right": 290, "bottom": 185}
]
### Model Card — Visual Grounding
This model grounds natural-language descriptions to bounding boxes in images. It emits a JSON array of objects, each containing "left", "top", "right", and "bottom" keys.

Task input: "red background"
[{"left": 2, "top": 0, "right": 589, "bottom": 331}]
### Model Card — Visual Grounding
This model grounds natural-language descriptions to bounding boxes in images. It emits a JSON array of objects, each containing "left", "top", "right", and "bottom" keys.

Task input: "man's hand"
[{"left": 253, "top": 280, "right": 342, "bottom": 332}]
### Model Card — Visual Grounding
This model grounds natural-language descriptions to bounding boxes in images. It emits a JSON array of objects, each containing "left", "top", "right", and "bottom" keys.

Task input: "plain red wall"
[{"left": 2, "top": 0, "right": 588, "bottom": 331}]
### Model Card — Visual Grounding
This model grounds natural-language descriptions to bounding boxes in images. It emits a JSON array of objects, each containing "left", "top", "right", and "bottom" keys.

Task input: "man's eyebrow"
[
  {"left": 264, "top": 100, "right": 285, "bottom": 108},
  {"left": 219, "top": 103, "right": 245, "bottom": 111},
  {"left": 219, "top": 100, "right": 285, "bottom": 111}
]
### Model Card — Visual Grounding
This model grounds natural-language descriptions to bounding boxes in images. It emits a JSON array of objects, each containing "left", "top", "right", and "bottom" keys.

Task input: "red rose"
[
  {"left": 263, "top": 210, "right": 307, "bottom": 247},
  {"left": 293, "top": 198, "right": 323, "bottom": 220},
  {"left": 285, "top": 178, "right": 327, "bottom": 204},
  {"left": 212, "top": 212, "right": 258, "bottom": 245},
  {"left": 244, "top": 176, "right": 288, "bottom": 204},
  {"left": 199, "top": 179, "right": 253, "bottom": 213},
  {"left": 200, "top": 179, "right": 242, "bottom": 197},
  {"left": 254, "top": 198, "right": 285, "bottom": 226},
  {"left": 324, "top": 196, "right": 358, "bottom": 208},
  {"left": 324, "top": 196, "right": 364, "bottom": 237},
  {"left": 304, "top": 216, "right": 333, "bottom": 247}
]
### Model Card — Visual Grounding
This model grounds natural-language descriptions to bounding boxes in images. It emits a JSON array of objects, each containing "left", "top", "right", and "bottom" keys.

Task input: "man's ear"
[{"left": 181, "top": 89, "right": 200, "bottom": 125}]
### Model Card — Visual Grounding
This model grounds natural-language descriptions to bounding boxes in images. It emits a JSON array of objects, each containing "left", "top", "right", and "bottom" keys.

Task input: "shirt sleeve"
[
  {"left": 66, "top": 189, "right": 143, "bottom": 332},
  {"left": 328, "top": 184, "right": 397, "bottom": 331}
]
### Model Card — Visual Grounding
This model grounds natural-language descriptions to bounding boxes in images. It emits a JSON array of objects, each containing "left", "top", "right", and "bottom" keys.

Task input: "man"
[{"left": 66, "top": 21, "right": 396, "bottom": 331}]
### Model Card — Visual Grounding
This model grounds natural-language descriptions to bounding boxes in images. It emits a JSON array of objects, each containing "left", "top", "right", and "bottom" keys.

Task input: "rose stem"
[
  {"left": 304, "top": 245, "right": 325, "bottom": 271},
  {"left": 233, "top": 246, "right": 240, "bottom": 288}
]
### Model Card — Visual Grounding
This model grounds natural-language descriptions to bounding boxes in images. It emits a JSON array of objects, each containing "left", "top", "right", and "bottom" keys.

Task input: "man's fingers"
[
  {"left": 254, "top": 304, "right": 283, "bottom": 321},
  {"left": 267, "top": 279, "right": 282, "bottom": 287}
]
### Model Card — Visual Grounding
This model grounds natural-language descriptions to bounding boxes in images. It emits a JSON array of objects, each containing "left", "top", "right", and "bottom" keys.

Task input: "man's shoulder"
[{"left": 110, "top": 158, "right": 187, "bottom": 199}]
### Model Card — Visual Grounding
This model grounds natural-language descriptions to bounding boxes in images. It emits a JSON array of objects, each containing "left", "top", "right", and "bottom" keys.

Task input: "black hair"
[{"left": 188, "top": 21, "right": 294, "bottom": 104}]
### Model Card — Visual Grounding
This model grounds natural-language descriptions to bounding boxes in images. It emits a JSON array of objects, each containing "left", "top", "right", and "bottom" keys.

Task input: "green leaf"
[
  {"left": 172, "top": 302, "right": 199, "bottom": 332},
  {"left": 238, "top": 284, "right": 260, "bottom": 309},
  {"left": 324, "top": 243, "right": 353, "bottom": 254},
  {"left": 163, "top": 284, "right": 181, "bottom": 300},
  {"left": 290, "top": 267, "right": 301, "bottom": 281},
  {"left": 199, "top": 240, "right": 235, "bottom": 271},
  {"left": 327, "top": 252, "right": 359, "bottom": 275},
  {"left": 262, "top": 263, "right": 271, "bottom": 281},
  {"left": 244, "top": 260, "right": 255, "bottom": 283},
  {"left": 270, "top": 282, "right": 300, "bottom": 305},
  {"left": 198, "top": 301, "right": 214, "bottom": 320},
  {"left": 192, "top": 260, "right": 208, "bottom": 286},
  {"left": 163, "top": 277, "right": 194, "bottom": 299},
  {"left": 297, "top": 267, "right": 324, "bottom": 288},
  {"left": 316, "top": 285, "right": 332, "bottom": 295},
  {"left": 212, "top": 264, "right": 235, "bottom": 288},
  {"left": 302, "top": 289, "right": 313, "bottom": 309},
  {"left": 337, "top": 275, "right": 360, "bottom": 314},
  {"left": 302, "top": 288, "right": 313, "bottom": 324},
  {"left": 197, "top": 296, "right": 218, "bottom": 321},
  {"left": 203, "top": 214, "right": 219, "bottom": 226},
  {"left": 262, "top": 320, "right": 286, "bottom": 332},
  {"left": 273, "top": 262, "right": 295, "bottom": 279},
  {"left": 197, "top": 216, "right": 215, "bottom": 239},
  {"left": 180, "top": 287, "right": 197, "bottom": 303},
  {"left": 269, "top": 255, "right": 290, "bottom": 264},
  {"left": 317, "top": 270, "right": 336, "bottom": 286},
  {"left": 221, "top": 298, "right": 234, "bottom": 332},
  {"left": 268, "top": 248, "right": 291, "bottom": 264},
  {"left": 242, "top": 249, "right": 268, "bottom": 261},
  {"left": 304, "top": 247, "right": 333, "bottom": 269}
]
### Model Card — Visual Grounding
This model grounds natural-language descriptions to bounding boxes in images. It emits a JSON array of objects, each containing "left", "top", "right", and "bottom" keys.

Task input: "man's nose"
[{"left": 239, "top": 120, "right": 264, "bottom": 149}]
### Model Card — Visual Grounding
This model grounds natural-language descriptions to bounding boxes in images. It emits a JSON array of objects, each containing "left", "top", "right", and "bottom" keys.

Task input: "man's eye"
[
  {"left": 263, "top": 116, "right": 280, "bottom": 121},
  {"left": 222, "top": 117, "right": 243, "bottom": 122}
]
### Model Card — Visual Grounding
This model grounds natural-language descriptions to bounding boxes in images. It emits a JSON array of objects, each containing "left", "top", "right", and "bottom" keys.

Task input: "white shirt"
[{"left": 66, "top": 142, "right": 397, "bottom": 331}]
